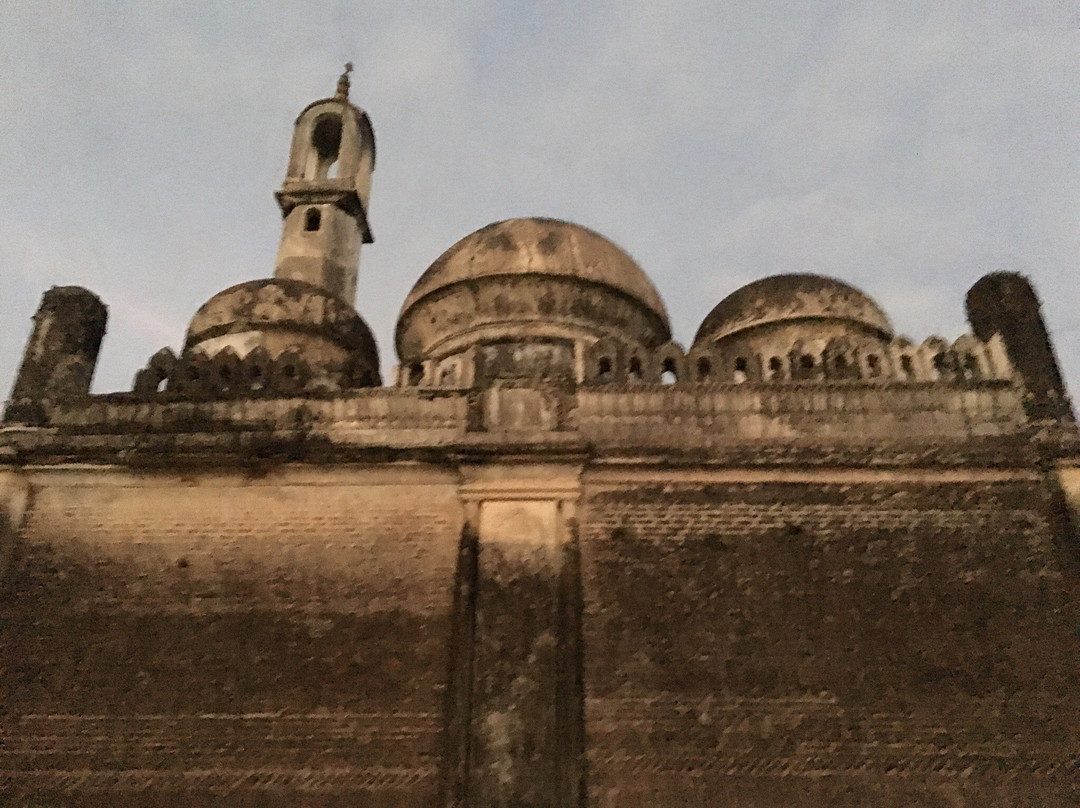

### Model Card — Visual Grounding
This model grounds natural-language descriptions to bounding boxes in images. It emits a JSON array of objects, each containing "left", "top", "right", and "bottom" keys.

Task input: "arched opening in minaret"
[
  {"left": 305, "top": 208, "right": 321, "bottom": 232},
  {"left": 309, "top": 113, "right": 343, "bottom": 179}
]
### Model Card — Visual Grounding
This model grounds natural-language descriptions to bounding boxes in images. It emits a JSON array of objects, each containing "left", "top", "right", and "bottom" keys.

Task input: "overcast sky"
[{"left": 2, "top": 1, "right": 1078, "bottom": 396}]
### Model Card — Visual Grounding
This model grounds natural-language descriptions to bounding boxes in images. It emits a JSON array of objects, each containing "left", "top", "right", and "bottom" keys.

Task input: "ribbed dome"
[
  {"left": 396, "top": 218, "right": 671, "bottom": 363},
  {"left": 695, "top": 273, "right": 892, "bottom": 346}
]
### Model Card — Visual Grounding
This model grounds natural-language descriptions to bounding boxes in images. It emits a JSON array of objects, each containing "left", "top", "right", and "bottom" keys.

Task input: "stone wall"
[
  {"left": 2, "top": 386, "right": 1076, "bottom": 807},
  {"left": 575, "top": 383, "right": 1026, "bottom": 446},
  {"left": 3, "top": 459, "right": 1079, "bottom": 806},
  {"left": 12, "top": 379, "right": 1030, "bottom": 458},
  {"left": 579, "top": 469, "right": 1080, "bottom": 806},
  {"left": 1, "top": 466, "right": 462, "bottom": 807}
]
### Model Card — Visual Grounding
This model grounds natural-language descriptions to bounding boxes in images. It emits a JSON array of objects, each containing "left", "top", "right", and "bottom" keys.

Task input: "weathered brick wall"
[
  {"left": 580, "top": 472, "right": 1080, "bottom": 807},
  {"left": 1, "top": 466, "right": 462, "bottom": 807}
]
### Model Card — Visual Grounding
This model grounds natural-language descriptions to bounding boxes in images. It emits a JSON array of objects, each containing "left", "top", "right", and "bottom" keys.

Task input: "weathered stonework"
[
  {"left": 967, "top": 272, "right": 1074, "bottom": 421},
  {"left": 2, "top": 72, "right": 1079, "bottom": 807},
  {"left": 580, "top": 470, "right": 1079, "bottom": 806},
  {"left": 4, "top": 286, "right": 107, "bottom": 425},
  {"left": 395, "top": 218, "right": 672, "bottom": 385}
]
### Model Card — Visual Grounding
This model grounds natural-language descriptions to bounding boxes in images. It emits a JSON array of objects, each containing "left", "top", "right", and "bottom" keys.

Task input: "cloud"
[{"left": 1, "top": 1, "right": 1077, "bottom": 394}]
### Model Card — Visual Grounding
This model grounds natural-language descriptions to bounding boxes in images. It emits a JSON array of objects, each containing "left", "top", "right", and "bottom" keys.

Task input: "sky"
[{"left": 1, "top": 1, "right": 1078, "bottom": 396}]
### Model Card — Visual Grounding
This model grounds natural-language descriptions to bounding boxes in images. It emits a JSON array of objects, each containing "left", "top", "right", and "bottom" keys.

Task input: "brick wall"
[
  {"left": 580, "top": 473, "right": 1080, "bottom": 806},
  {"left": 5, "top": 462, "right": 1079, "bottom": 807},
  {"left": 1, "top": 466, "right": 462, "bottom": 807}
]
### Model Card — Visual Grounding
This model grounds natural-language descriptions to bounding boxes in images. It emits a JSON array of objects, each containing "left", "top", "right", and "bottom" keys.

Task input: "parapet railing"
[
  {"left": 7, "top": 379, "right": 1033, "bottom": 452},
  {"left": 573, "top": 380, "right": 1027, "bottom": 443},
  {"left": 40, "top": 389, "right": 470, "bottom": 436}
]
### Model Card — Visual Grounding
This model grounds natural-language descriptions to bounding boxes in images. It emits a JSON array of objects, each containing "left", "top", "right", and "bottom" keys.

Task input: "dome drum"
[
  {"left": 397, "top": 275, "right": 668, "bottom": 365},
  {"left": 472, "top": 338, "right": 577, "bottom": 387}
]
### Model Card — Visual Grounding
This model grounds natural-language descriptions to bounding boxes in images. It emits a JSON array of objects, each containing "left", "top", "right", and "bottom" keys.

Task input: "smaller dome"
[
  {"left": 185, "top": 278, "right": 379, "bottom": 385},
  {"left": 694, "top": 273, "right": 892, "bottom": 346}
]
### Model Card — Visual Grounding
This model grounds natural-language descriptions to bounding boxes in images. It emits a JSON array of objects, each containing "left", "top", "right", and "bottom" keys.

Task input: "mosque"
[{"left": 2, "top": 69, "right": 1079, "bottom": 807}]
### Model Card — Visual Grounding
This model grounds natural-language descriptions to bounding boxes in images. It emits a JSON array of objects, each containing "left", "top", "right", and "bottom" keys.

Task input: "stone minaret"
[{"left": 273, "top": 64, "right": 375, "bottom": 303}]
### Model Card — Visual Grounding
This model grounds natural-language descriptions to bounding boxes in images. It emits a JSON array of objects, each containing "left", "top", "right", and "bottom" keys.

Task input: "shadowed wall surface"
[
  {"left": 2, "top": 467, "right": 462, "bottom": 807},
  {"left": 580, "top": 472, "right": 1080, "bottom": 806},
  {"left": 4, "top": 460, "right": 1079, "bottom": 806}
]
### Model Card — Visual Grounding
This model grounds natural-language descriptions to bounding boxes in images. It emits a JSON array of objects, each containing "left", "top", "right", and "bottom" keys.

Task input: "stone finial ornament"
[{"left": 336, "top": 61, "right": 353, "bottom": 100}]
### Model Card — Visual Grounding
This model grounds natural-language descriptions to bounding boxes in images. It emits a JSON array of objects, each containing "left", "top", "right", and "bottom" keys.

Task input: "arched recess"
[
  {"left": 272, "top": 349, "right": 312, "bottom": 395},
  {"left": 823, "top": 337, "right": 860, "bottom": 381},
  {"left": 766, "top": 354, "right": 786, "bottom": 382},
  {"left": 625, "top": 351, "right": 651, "bottom": 385},
  {"left": 951, "top": 334, "right": 989, "bottom": 382},
  {"left": 168, "top": 353, "right": 213, "bottom": 397},
  {"left": 133, "top": 347, "right": 178, "bottom": 395},
  {"left": 243, "top": 347, "right": 274, "bottom": 392},
  {"left": 654, "top": 341, "right": 688, "bottom": 386},
  {"left": 686, "top": 345, "right": 721, "bottom": 384},
  {"left": 209, "top": 348, "right": 243, "bottom": 395},
  {"left": 716, "top": 340, "right": 763, "bottom": 383},
  {"left": 853, "top": 336, "right": 886, "bottom": 381},
  {"left": 919, "top": 336, "right": 953, "bottom": 382},
  {"left": 585, "top": 337, "right": 626, "bottom": 385},
  {"left": 886, "top": 338, "right": 917, "bottom": 381},
  {"left": 788, "top": 340, "right": 822, "bottom": 381},
  {"left": 307, "top": 112, "right": 344, "bottom": 180}
]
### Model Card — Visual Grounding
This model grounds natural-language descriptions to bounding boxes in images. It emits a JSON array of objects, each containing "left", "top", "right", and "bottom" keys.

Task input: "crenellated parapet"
[
  {"left": 130, "top": 344, "right": 379, "bottom": 401},
  {"left": 393, "top": 331, "right": 1015, "bottom": 389},
  {"left": 601, "top": 331, "right": 1013, "bottom": 386}
]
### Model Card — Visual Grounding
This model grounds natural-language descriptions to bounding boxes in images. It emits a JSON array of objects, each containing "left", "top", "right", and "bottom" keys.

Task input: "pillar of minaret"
[{"left": 273, "top": 65, "right": 375, "bottom": 304}]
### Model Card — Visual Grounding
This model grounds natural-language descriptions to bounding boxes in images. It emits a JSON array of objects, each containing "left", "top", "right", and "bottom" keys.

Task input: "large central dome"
[
  {"left": 401, "top": 218, "right": 667, "bottom": 320},
  {"left": 396, "top": 218, "right": 671, "bottom": 381}
]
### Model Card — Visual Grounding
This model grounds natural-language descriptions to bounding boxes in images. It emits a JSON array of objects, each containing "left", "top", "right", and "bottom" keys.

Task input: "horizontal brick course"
[
  {"left": 580, "top": 478, "right": 1080, "bottom": 805},
  {"left": 1, "top": 469, "right": 462, "bottom": 806}
]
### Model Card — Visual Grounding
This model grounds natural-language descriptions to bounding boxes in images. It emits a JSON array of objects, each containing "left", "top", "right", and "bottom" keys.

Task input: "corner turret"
[
  {"left": 4, "top": 287, "right": 107, "bottom": 424},
  {"left": 966, "top": 272, "right": 1073, "bottom": 422}
]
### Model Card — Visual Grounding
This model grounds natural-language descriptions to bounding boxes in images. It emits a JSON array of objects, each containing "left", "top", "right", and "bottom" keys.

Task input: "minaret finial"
[{"left": 336, "top": 62, "right": 353, "bottom": 100}]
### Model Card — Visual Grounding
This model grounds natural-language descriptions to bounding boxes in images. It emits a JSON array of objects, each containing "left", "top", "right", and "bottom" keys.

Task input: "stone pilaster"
[{"left": 446, "top": 467, "right": 585, "bottom": 808}]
